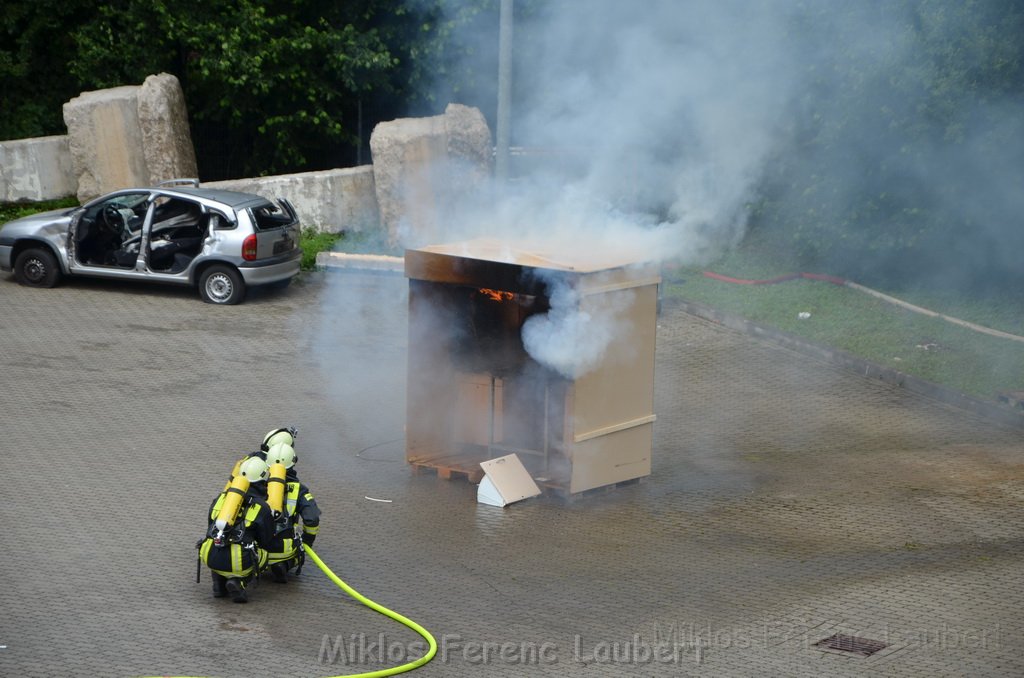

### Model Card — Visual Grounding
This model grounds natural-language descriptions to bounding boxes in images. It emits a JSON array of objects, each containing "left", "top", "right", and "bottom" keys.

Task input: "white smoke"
[
  {"left": 407, "top": 0, "right": 801, "bottom": 268},
  {"left": 493, "top": 0, "right": 796, "bottom": 262},
  {"left": 521, "top": 275, "right": 636, "bottom": 379},
  {"left": 314, "top": 1, "right": 806, "bottom": 427},
  {"left": 415, "top": 1, "right": 800, "bottom": 371}
]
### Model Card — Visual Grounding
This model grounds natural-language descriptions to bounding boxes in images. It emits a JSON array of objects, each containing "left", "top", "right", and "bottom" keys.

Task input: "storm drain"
[{"left": 814, "top": 633, "right": 888, "bottom": 658}]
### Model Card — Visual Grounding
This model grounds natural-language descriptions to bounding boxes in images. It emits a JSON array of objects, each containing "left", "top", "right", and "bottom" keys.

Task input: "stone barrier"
[
  {"left": 205, "top": 166, "right": 380, "bottom": 235},
  {"left": 62, "top": 73, "right": 197, "bottom": 203},
  {"left": 7, "top": 75, "right": 487, "bottom": 247},
  {"left": 0, "top": 135, "right": 76, "bottom": 202},
  {"left": 370, "top": 103, "right": 491, "bottom": 247}
]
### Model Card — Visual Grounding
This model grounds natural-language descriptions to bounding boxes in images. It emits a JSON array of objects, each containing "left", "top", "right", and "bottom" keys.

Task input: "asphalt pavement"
[{"left": 0, "top": 269, "right": 1021, "bottom": 677}]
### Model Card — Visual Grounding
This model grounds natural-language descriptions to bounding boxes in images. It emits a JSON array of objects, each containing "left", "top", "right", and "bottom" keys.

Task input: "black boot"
[
  {"left": 270, "top": 562, "right": 288, "bottom": 583},
  {"left": 225, "top": 578, "right": 248, "bottom": 603},
  {"left": 211, "top": 573, "right": 228, "bottom": 598}
]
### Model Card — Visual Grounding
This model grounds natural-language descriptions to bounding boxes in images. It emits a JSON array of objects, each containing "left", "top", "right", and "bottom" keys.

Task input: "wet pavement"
[{"left": 0, "top": 270, "right": 1021, "bottom": 677}]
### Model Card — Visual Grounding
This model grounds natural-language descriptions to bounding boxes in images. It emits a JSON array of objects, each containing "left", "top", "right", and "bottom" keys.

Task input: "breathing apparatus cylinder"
[
  {"left": 214, "top": 474, "right": 251, "bottom": 534},
  {"left": 266, "top": 462, "right": 287, "bottom": 515},
  {"left": 222, "top": 458, "right": 244, "bottom": 492}
]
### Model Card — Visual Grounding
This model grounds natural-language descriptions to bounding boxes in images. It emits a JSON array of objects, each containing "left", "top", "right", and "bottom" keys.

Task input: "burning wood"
[{"left": 479, "top": 288, "right": 515, "bottom": 302}]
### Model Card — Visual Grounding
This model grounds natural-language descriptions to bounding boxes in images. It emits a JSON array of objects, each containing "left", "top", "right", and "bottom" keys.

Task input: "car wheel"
[
  {"left": 14, "top": 247, "right": 61, "bottom": 288},
  {"left": 199, "top": 264, "right": 246, "bottom": 305}
]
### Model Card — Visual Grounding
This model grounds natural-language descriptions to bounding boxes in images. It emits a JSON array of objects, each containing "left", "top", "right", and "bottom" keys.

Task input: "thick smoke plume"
[
  {"left": 431, "top": 0, "right": 800, "bottom": 268},
  {"left": 425, "top": 0, "right": 803, "bottom": 376}
]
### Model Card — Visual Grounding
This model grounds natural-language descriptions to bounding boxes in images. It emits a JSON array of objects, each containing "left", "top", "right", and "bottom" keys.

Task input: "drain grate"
[{"left": 814, "top": 633, "right": 888, "bottom": 657}]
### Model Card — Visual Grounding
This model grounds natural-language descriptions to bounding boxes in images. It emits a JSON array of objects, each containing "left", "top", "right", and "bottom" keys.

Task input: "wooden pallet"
[
  {"left": 540, "top": 476, "right": 647, "bottom": 503},
  {"left": 409, "top": 456, "right": 485, "bottom": 484}
]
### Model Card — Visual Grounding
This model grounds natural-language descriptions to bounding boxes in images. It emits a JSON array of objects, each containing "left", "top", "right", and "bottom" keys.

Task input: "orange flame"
[{"left": 479, "top": 288, "right": 514, "bottom": 302}]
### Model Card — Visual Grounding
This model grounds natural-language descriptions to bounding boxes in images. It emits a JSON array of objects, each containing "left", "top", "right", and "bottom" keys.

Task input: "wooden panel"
[
  {"left": 570, "top": 284, "right": 658, "bottom": 434},
  {"left": 454, "top": 373, "right": 503, "bottom": 445},
  {"left": 404, "top": 248, "right": 554, "bottom": 295},
  {"left": 568, "top": 424, "right": 653, "bottom": 493}
]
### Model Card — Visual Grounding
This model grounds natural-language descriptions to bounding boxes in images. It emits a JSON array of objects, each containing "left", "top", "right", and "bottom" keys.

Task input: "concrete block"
[
  {"left": 315, "top": 251, "right": 404, "bottom": 272},
  {"left": 205, "top": 165, "right": 380, "bottom": 235},
  {"left": 62, "top": 73, "right": 197, "bottom": 203},
  {"left": 0, "top": 135, "right": 76, "bottom": 202},
  {"left": 370, "top": 103, "right": 492, "bottom": 247},
  {"left": 137, "top": 73, "right": 198, "bottom": 185},
  {"left": 63, "top": 85, "right": 148, "bottom": 202}
]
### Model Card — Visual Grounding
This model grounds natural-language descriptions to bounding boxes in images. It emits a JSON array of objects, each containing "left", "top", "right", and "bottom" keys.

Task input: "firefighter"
[
  {"left": 257, "top": 441, "right": 320, "bottom": 583},
  {"left": 198, "top": 455, "right": 274, "bottom": 603}
]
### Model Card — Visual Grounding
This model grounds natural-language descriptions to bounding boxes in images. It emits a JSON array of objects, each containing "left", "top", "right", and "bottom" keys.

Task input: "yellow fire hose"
[
  {"left": 302, "top": 544, "right": 437, "bottom": 678},
  {"left": 155, "top": 545, "right": 436, "bottom": 678}
]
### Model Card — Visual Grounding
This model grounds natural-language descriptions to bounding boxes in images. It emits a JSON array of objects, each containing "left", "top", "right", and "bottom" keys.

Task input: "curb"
[
  {"left": 669, "top": 298, "right": 1024, "bottom": 431},
  {"left": 315, "top": 251, "right": 404, "bottom": 274}
]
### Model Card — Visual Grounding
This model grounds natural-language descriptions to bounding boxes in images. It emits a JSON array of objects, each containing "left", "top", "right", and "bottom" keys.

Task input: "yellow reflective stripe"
[
  {"left": 285, "top": 483, "right": 300, "bottom": 516},
  {"left": 210, "top": 493, "right": 226, "bottom": 520},
  {"left": 231, "top": 543, "right": 242, "bottom": 574},
  {"left": 243, "top": 503, "right": 261, "bottom": 526},
  {"left": 267, "top": 538, "right": 296, "bottom": 564},
  {"left": 303, "top": 493, "right": 314, "bottom": 502},
  {"left": 201, "top": 539, "right": 264, "bottom": 577},
  {"left": 304, "top": 524, "right": 319, "bottom": 535}
]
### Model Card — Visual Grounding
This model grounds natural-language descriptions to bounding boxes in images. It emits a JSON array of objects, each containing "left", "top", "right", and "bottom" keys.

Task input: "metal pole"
[
  {"left": 357, "top": 98, "right": 363, "bottom": 166},
  {"left": 495, "top": 0, "right": 514, "bottom": 184},
  {"left": 489, "top": 374, "right": 497, "bottom": 459}
]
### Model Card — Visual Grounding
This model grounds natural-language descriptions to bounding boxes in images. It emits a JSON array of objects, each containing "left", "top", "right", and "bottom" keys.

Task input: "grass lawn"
[
  {"left": 664, "top": 254, "right": 1024, "bottom": 402},
  {"left": 0, "top": 197, "right": 78, "bottom": 223}
]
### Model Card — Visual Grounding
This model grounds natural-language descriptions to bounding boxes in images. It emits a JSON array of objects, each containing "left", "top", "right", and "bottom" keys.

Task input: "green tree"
[
  {"left": 3, "top": 1, "right": 500, "bottom": 178},
  {"left": 0, "top": 0, "right": 94, "bottom": 139},
  {"left": 753, "top": 0, "right": 1024, "bottom": 291},
  {"left": 69, "top": 0, "right": 399, "bottom": 177},
  {"left": 62, "top": 0, "right": 500, "bottom": 178}
]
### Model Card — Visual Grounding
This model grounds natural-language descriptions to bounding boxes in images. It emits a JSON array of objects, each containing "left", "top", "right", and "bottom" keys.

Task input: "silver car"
[{"left": 0, "top": 179, "right": 301, "bottom": 304}]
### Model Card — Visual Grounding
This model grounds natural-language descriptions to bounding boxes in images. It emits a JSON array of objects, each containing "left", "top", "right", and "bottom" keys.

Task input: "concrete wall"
[
  {"left": 205, "top": 166, "right": 380, "bottom": 234},
  {"left": 0, "top": 136, "right": 76, "bottom": 202},
  {"left": 1, "top": 131, "right": 382, "bottom": 236},
  {"left": 4, "top": 77, "right": 489, "bottom": 245}
]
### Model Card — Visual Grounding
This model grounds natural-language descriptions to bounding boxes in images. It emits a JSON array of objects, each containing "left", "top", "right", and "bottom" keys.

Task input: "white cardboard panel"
[{"left": 477, "top": 453, "right": 541, "bottom": 507}]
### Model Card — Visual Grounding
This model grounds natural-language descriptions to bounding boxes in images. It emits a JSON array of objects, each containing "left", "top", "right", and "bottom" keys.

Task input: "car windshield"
[{"left": 97, "top": 193, "right": 149, "bottom": 210}]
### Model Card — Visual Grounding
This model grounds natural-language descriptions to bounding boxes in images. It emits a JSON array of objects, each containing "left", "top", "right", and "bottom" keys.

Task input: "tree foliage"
[
  {"left": 0, "top": 0, "right": 94, "bottom": 139},
  {"left": 754, "top": 0, "right": 1024, "bottom": 290},
  {"left": 2, "top": 1, "right": 501, "bottom": 178},
  {"left": 66, "top": 0, "right": 415, "bottom": 177}
]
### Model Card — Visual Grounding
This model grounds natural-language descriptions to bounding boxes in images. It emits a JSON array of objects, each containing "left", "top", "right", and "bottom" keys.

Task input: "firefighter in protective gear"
[
  {"left": 198, "top": 455, "right": 274, "bottom": 603},
  {"left": 252, "top": 442, "right": 320, "bottom": 583}
]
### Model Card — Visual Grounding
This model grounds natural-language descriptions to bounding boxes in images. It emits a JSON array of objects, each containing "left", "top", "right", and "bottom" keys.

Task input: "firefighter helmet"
[
  {"left": 266, "top": 442, "right": 296, "bottom": 469},
  {"left": 261, "top": 426, "right": 297, "bottom": 451},
  {"left": 237, "top": 455, "right": 269, "bottom": 483}
]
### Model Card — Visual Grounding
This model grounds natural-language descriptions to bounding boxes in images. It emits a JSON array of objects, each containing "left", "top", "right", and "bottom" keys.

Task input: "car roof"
[{"left": 157, "top": 187, "right": 272, "bottom": 209}]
